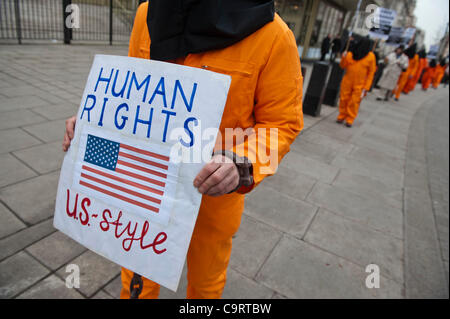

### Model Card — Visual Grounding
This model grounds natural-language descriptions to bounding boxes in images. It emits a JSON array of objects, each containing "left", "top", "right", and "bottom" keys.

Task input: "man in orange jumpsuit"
[
  {"left": 62, "top": 0, "right": 303, "bottom": 299},
  {"left": 432, "top": 59, "right": 448, "bottom": 89},
  {"left": 404, "top": 48, "right": 426, "bottom": 93},
  {"left": 422, "top": 59, "right": 437, "bottom": 91},
  {"left": 393, "top": 43, "right": 417, "bottom": 101},
  {"left": 337, "top": 37, "right": 376, "bottom": 128}
]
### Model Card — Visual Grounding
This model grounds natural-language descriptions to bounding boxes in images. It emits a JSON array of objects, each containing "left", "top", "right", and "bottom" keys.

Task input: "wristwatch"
[{"left": 213, "top": 150, "right": 254, "bottom": 193}]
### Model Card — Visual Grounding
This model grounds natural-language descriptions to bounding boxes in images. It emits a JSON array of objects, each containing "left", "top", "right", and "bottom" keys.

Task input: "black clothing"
[
  {"left": 331, "top": 38, "right": 341, "bottom": 53},
  {"left": 146, "top": 0, "right": 275, "bottom": 61},
  {"left": 404, "top": 43, "right": 417, "bottom": 59},
  {"left": 321, "top": 36, "right": 331, "bottom": 61}
]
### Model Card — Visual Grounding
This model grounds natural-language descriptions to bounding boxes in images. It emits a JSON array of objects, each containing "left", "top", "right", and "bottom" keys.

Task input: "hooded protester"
[
  {"left": 404, "top": 48, "right": 426, "bottom": 93},
  {"left": 393, "top": 43, "right": 417, "bottom": 100},
  {"left": 432, "top": 58, "right": 448, "bottom": 88},
  {"left": 376, "top": 45, "right": 409, "bottom": 102},
  {"left": 422, "top": 59, "right": 437, "bottom": 90},
  {"left": 337, "top": 37, "right": 376, "bottom": 127},
  {"left": 62, "top": 0, "right": 303, "bottom": 299}
]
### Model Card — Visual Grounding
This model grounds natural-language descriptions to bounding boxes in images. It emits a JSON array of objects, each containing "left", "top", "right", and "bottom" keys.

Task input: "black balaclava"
[
  {"left": 350, "top": 37, "right": 373, "bottom": 61},
  {"left": 404, "top": 43, "right": 417, "bottom": 59},
  {"left": 440, "top": 58, "right": 447, "bottom": 67},
  {"left": 430, "top": 59, "right": 437, "bottom": 68},
  {"left": 147, "top": 0, "right": 275, "bottom": 61},
  {"left": 418, "top": 48, "right": 427, "bottom": 59}
]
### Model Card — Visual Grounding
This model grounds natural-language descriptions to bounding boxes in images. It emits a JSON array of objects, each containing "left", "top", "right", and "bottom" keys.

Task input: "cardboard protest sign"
[
  {"left": 386, "top": 27, "right": 405, "bottom": 46},
  {"left": 428, "top": 44, "right": 440, "bottom": 59},
  {"left": 53, "top": 55, "right": 231, "bottom": 291},
  {"left": 368, "top": 7, "right": 397, "bottom": 41}
]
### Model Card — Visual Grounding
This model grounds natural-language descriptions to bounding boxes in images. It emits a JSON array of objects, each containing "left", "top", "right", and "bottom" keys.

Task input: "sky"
[{"left": 414, "top": 0, "right": 449, "bottom": 50}]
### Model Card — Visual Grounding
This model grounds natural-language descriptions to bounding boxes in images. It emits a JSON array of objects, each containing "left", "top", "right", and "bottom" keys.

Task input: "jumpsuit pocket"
[{"left": 199, "top": 58, "right": 255, "bottom": 129}]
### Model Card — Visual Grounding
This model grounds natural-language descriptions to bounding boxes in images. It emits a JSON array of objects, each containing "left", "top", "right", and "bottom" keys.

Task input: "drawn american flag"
[{"left": 79, "top": 134, "right": 170, "bottom": 214}]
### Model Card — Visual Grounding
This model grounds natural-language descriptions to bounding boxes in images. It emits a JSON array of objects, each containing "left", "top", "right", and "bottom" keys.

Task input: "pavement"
[{"left": 0, "top": 44, "right": 448, "bottom": 299}]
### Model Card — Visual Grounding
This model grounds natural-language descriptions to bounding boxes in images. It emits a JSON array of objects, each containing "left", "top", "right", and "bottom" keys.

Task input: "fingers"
[
  {"left": 62, "top": 132, "right": 70, "bottom": 152},
  {"left": 206, "top": 168, "right": 240, "bottom": 197},
  {"left": 193, "top": 160, "right": 221, "bottom": 189},
  {"left": 197, "top": 163, "right": 238, "bottom": 196},
  {"left": 62, "top": 116, "right": 76, "bottom": 152},
  {"left": 66, "top": 116, "right": 76, "bottom": 139}
]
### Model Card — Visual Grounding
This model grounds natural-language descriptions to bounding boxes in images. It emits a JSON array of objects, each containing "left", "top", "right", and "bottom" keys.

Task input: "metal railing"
[{"left": 0, "top": 0, "right": 143, "bottom": 44}]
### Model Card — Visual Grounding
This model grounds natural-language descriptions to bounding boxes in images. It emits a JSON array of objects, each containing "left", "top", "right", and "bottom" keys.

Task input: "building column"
[{"left": 301, "top": 0, "right": 321, "bottom": 60}]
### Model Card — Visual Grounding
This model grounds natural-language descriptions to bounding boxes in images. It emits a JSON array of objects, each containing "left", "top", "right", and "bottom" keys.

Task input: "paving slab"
[
  {"left": 22, "top": 119, "right": 66, "bottom": 143},
  {"left": 103, "top": 274, "right": 122, "bottom": 299},
  {"left": 245, "top": 185, "right": 318, "bottom": 238},
  {"left": 0, "top": 153, "right": 37, "bottom": 188},
  {"left": 332, "top": 169, "right": 403, "bottom": 210},
  {"left": 304, "top": 209, "right": 404, "bottom": 283},
  {"left": 12, "top": 141, "right": 65, "bottom": 174},
  {"left": 222, "top": 268, "right": 274, "bottom": 299},
  {"left": 306, "top": 182, "right": 403, "bottom": 239},
  {"left": 0, "top": 251, "right": 50, "bottom": 298},
  {"left": 91, "top": 290, "right": 113, "bottom": 299},
  {"left": 0, "top": 202, "right": 26, "bottom": 239},
  {"left": 31, "top": 103, "right": 78, "bottom": 120},
  {"left": 263, "top": 165, "right": 317, "bottom": 201},
  {"left": 0, "top": 128, "right": 42, "bottom": 154},
  {"left": 0, "top": 109, "right": 47, "bottom": 130},
  {"left": 229, "top": 214, "right": 282, "bottom": 278},
  {"left": 281, "top": 150, "right": 339, "bottom": 184},
  {"left": 26, "top": 231, "right": 87, "bottom": 270},
  {"left": 16, "top": 274, "right": 85, "bottom": 299},
  {"left": 255, "top": 236, "right": 404, "bottom": 299},
  {"left": 331, "top": 153, "right": 404, "bottom": 189},
  {"left": 0, "top": 95, "right": 49, "bottom": 112},
  {"left": 0, "top": 171, "right": 60, "bottom": 224},
  {"left": 55, "top": 250, "right": 121, "bottom": 297}
]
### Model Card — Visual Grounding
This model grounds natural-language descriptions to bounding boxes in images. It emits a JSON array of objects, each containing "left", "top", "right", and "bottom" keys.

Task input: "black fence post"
[
  {"left": 63, "top": 0, "right": 72, "bottom": 44},
  {"left": 109, "top": 0, "right": 113, "bottom": 45},
  {"left": 13, "top": 0, "right": 22, "bottom": 44}
]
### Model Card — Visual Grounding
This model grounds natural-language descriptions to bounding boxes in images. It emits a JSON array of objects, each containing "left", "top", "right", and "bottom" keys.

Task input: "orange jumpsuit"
[
  {"left": 403, "top": 54, "right": 422, "bottom": 93},
  {"left": 432, "top": 64, "right": 446, "bottom": 88},
  {"left": 394, "top": 55, "right": 418, "bottom": 99},
  {"left": 422, "top": 66, "right": 436, "bottom": 90},
  {"left": 337, "top": 51, "right": 376, "bottom": 125},
  {"left": 120, "top": 2, "right": 303, "bottom": 299}
]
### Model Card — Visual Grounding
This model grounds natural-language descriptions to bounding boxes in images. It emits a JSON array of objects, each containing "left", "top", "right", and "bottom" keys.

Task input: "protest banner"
[
  {"left": 386, "top": 27, "right": 405, "bottom": 46},
  {"left": 402, "top": 27, "right": 416, "bottom": 44},
  {"left": 368, "top": 7, "right": 397, "bottom": 41},
  {"left": 428, "top": 44, "right": 440, "bottom": 59},
  {"left": 53, "top": 55, "right": 231, "bottom": 291}
]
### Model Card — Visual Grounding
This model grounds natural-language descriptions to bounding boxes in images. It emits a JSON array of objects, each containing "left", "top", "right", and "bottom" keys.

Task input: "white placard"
[{"left": 53, "top": 55, "right": 231, "bottom": 291}]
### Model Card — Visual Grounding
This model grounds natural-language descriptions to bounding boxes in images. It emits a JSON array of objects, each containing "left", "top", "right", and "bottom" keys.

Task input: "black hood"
[
  {"left": 418, "top": 48, "right": 427, "bottom": 59},
  {"left": 349, "top": 36, "right": 373, "bottom": 61},
  {"left": 430, "top": 59, "right": 437, "bottom": 68},
  {"left": 404, "top": 43, "right": 417, "bottom": 59},
  {"left": 147, "top": 0, "right": 275, "bottom": 61}
]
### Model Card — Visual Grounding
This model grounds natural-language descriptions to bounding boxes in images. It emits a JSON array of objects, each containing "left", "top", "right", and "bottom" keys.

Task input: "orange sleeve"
[
  {"left": 233, "top": 27, "right": 303, "bottom": 193},
  {"left": 128, "top": 2, "right": 150, "bottom": 59},
  {"left": 364, "top": 53, "right": 377, "bottom": 91}
]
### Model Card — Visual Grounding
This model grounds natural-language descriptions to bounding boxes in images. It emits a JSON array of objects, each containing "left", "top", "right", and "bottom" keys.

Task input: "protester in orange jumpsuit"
[
  {"left": 432, "top": 59, "right": 448, "bottom": 88},
  {"left": 422, "top": 59, "right": 437, "bottom": 91},
  {"left": 63, "top": 0, "right": 303, "bottom": 299},
  {"left": 337, "top": 37, "right": 376, "bottom": 127},
  {"left": 393, "top": 43, "right": 417, "bottom": 100},
  {"left": 404, "top": 48, "right": 426, "bottom": 93}
]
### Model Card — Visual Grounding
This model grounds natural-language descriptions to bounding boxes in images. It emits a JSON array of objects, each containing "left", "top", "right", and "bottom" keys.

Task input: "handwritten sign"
[
  {"left": 368, "top": 7, "right": 397, "bottom": 41},
  {"left": 53, "top": 55, "right": 231, "bottom": 291}
]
